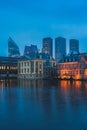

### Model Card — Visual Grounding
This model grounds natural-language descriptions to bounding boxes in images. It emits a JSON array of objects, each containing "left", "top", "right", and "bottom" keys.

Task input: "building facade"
[
  {"left": 55, "top": 37, "right": 66, "bottom": 63},
  {"left": 24, "top": 44, "right": 38, "bottom": 56},
  {"left": 18, "top": 59, "right": 45, "bottom": 79},
  {"left": 42, "top": 37, "right": 53, "bottom": 57},
  {"left": 8, "top": 37, "right": 20, "bottom": 57},
  {"left": 18, "top": 53, "right": 56, "bottom": 79},
  {"left": 70, "top": 39, "right": 79, "bottom": 54},
  {"left": 0, "top": 57, "right": 19, "bottom": 78},
  {"left": 57, "top": 54, "right": 87, "bottom": 80}
]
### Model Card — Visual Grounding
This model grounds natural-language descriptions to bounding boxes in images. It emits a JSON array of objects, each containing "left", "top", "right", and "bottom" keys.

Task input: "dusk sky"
[{"left": 0, "top": 0, "right": 87, "bottom": 56}]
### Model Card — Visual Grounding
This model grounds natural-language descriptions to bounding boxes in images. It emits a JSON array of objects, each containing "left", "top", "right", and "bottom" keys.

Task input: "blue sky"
[{"left": 0, "top": 0, "right": 87, "bottom": 56}]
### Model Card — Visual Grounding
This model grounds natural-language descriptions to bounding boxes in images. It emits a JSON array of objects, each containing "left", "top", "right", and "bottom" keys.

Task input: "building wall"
[
  {"left": 18, "top": 59, "right": 57, "bottom": 79},
  {"left": 43, "top": 60, "right": 57, "bottom": 79},
  {"left": 57, "top": 62, "right": 84, "bottom": 80},
  {"left": 24, "top": 45, "right": 38, "bottom": 55},
  {"left": 8, "top": 37, "right": 20, "bottom": 57},
  {"left": 42, "top": 37, "right": 53, "bottom": 57},
  {"left": 0, "top": 57, "right": 19, "bottom": 78},
  {"left": 70, "top": 39, "right": 79, "bottom": 54},
  {"left": 18, "top": 59, "right": 45, "bottom": 79},
  {"left": 55, "top": 37, "right": 66, "bottom": 63}
]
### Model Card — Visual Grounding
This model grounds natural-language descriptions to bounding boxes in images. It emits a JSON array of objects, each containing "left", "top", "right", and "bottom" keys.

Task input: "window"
[
  {"left": 27, "top": 68, "right": 29, "bottom": 73},
  {"left": 22, "top": 69, "right": 23, "bottom": 73},
  {"left": 27, "top": 62, "right": 29, "bottom": 66},
  {"left": 7, "top": 66, "right": 9, "bottom": 70},
  {"left": 31, "top": 61, "right": 34, "bottom": 73},
  {"left": 24, "top": 68, "right": 26, "bottom": 73},
  {"left": 22, "top": 62, "right": 23, "bottom": 67},
  {"left": 40, "top": 62, "right": 42, "bottom": 69},
  {"left": 24, "top": 62, "right": 26, "bottom": 66}
]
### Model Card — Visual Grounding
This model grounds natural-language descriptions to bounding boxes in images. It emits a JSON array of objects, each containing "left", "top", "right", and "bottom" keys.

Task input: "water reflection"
[
  {"left": 18, "top": 79, "right": 44, "bottom": 88},
  {"left": 0, "top": 78, "right": 18, "bottom": 87},
  {"left": 0, "top": 79, "right": 87, "bottom": 130}
]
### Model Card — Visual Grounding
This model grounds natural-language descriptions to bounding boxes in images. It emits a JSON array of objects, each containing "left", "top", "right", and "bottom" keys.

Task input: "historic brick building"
[{"left": 57, "top": 54, "right": 87, "bottom": 80}]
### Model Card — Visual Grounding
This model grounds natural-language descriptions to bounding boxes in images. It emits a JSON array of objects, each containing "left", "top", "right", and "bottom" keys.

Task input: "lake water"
[{"left": 0, "top": 79, "right": 87, "bottom": 130}]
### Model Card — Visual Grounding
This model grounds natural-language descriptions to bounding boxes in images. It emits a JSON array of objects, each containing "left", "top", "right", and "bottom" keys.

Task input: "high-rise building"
[
  {"left": 24, "top": 44, "right": 38, "bottom": 55},
  {"left": 42, "top": 37, "right": 53, "bottom": 57},
  {"left": 8, "top": 37, "right": 20, "bottom": 57},
  {"left": 55, "top": 37, "right": 66, "bottom": 63},
  {"left": 70, "top": 39, "right": 79, "bottom": 54}
]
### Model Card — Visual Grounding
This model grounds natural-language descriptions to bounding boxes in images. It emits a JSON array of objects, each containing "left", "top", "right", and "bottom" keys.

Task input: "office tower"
[
  {"left": 24, "top": 44, "right": 38, "bottom": 55},
  {"left": 8, "top": 37, "right": 20, "bottom": 57},
  {"left": 42, "top": 37, "right": 53, "bottom": 57},
  {"left": 55, "top": 37, "right": 66, "bottom": 63},
  {"left": 70, "top": 39, "right": 79, "bottom": 54}
]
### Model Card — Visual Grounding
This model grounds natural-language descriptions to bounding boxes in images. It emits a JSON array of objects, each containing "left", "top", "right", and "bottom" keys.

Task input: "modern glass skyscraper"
[
  {"left": 70, "top": 39, "right": 79, "bottom": 54},
  {"left": 8, "top": 37, "right": 20, "bottom": 57},
  {"left": 55, "top": 37, "right": 66, "bottom": 63},
  {"left": 24, "top": 44, "right": 38, "bottom": 55},
  {"left": 42, "top": 37, "right": 53, "bottom": 57}
]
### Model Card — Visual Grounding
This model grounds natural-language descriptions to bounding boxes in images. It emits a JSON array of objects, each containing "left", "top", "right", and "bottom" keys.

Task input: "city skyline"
[{"left": 0, "top": 0, "right": 87, "bottom": 56}]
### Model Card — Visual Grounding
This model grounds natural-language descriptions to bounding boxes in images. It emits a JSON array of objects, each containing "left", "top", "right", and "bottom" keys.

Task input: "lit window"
[{"left": 7, "top": 66, "right": 9, "bottom": 70}]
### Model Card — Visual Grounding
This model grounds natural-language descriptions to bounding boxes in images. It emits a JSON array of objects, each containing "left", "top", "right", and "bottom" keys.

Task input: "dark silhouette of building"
[
  {"left": 55, "top": 37, "right": 66, "bottom": 63},
  {"left": 42, "top": 37, "right": 53, "bottom": 57},
  {"left": 70, "top": 39, "right": 79, "bottom": 54},
  {"left": 8, "top": 37, "right": 20, "bottom": 57},
  {"left": 24, "top": 44, "right": 38, "bottom": 56}
]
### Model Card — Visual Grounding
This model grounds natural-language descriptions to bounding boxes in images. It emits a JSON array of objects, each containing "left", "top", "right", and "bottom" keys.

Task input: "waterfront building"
[
  {"left": 42, "top": 37, "right": 53, "bottom": 57},
  {"left": 55, "top": 37, "right": 66, "bottom": 63},
  {"left": 8, "top": 37, "right": 20, "bottom": 57},
  {"left": 18, "top": 58, "right": 45, "bottom": 79},
  {"left": 57, "top": 54, "right": 87, "bottom": 80},
  {"left": 70, "top": 39, "right": 79, "bottom": 54},
  {"left": 0, "top": 57, "right": 20, "bottom": 78},
  {"left": 24, "top": 44, "right": 38, "bottom": 56},
  {"left": 18, "top": 53, "right": 56, "bottom": 79}
]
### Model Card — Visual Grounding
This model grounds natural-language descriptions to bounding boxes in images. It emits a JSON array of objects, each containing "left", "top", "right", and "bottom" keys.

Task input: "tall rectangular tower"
[
  {"left": 70, "top": 39, "right": 79, "bottom": 54},
  {"left": 42, "top": 37, "right": 53, "bottom": 57},
  {"left": 55, "top": 37, "right": 66, "bottom": 63}
]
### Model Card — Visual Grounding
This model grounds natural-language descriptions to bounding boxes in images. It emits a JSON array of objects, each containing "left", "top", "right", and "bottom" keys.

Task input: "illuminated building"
[
  {"left": 0, "top": 57, "right": 20, "bottom": 78},
  {"left": 55, "top": 37, "right": 66, "bottom": 63},
  {"left": 42, "top": 37, "right": 53, "bottom": 57},
  {"left": 57, "top": 54, "right": 87, "bottom": 80},
  {"left": 18, "top": 53, "right": 56, "bottom": 79},
  {"left": 8, "top": 37, "right": 20, "bottom": 57},
  {"left": 70, "top": 39, "right": 79, "bottom": 54}
]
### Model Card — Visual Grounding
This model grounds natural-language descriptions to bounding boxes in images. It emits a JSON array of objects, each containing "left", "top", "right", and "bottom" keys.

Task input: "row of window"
[
  {"left": 19, "top": 62, "right": 42, "bottom": 67},
  {"left": 58, "top": 70, "right": 83, "bottom": 75},
  {"left": 63, "top": 58, "right": 78, "bottom": 62},
  {"left": 19, "top": 62, "right": 29, "bottom": 67},
  {"left": 19, "top": 68, "right": 29, "bottom": 73},
  {"left": 19, "top": 68, "right": 42, "bottom": 74},
  {"left": 0, "top": 66, "right": 17, "bottom": 70},
  {"left": 58, "top": 64, "right": 82, "bottom": 69}
]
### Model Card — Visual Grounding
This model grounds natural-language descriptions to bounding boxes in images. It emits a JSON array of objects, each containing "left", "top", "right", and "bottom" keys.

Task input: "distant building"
[
  {"left": 8, "top": 37, "right": 20, "bottom": 57},
  {"left": 42, "top": 37, "right": 53, "bottom": 57},
  {"left": 24, "top": 44, "right": 38, "bottom": 56},
  {"left": 70, "top": 39, "right": 79, "bottom": 54},
  {"left": 55, "top": 37, "right": 66, "bottom": 63}
]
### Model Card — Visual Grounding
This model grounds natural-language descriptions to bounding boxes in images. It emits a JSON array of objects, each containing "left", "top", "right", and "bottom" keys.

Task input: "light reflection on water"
[{"left": 0, "top": 79, "right": 87, "bottom": 130}]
